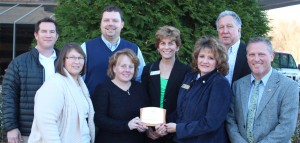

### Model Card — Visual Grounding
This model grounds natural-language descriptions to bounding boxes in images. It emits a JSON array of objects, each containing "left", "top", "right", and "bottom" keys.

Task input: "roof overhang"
[
  {"left": 259, "top": 0, "right": 300, "bottom": 10},
  {"left": 0, "top": 2, "right": 56, "bottom": 24}
]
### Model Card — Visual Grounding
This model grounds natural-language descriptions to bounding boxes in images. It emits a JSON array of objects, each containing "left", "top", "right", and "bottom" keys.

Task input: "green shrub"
[{"left": 55, "top": 0, "right": 270, "bottom": 64}]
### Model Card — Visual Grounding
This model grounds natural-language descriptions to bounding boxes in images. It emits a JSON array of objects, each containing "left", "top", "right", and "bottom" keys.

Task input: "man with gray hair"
[
  {"left": 227, "top": 37, "right": 299, "bottom": 143},
  {"left": 216, "top": 10, "right": 250, "bottom": 85}
]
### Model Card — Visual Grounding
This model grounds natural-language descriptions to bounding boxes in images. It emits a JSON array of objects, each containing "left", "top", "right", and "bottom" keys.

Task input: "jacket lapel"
[
  {"left": 164, "top": 59, "right": 180, "bottom": 99},
  {"left": 233, "top": 42, "right": 246, "bottom": 81},
  {"left": 240, "top": 76, "right": 251, "bottom": 124},
  {"left": 63, "top": 68, "right": 95, "bottom": 143},
  {"left": 255, "top": 70, "right": 279, "bottom": 119},
  {"left": 150, "top": 61, "right": 161, "bottom": 104}
]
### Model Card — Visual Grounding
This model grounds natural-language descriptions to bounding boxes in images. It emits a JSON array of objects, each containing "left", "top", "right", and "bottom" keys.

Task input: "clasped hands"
[
  {"left": 146, "top": 123, "right": 176, "bottom": 140},
  {"left": 128, "top": 117, "right": 176, "bottom": 140},
  {"left": 128, "top": 117, "right": 148, "bottom": 132}
]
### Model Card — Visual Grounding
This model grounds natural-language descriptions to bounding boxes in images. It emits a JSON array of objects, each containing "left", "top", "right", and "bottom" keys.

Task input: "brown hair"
[
  {"left": 155, "top": 25, "right": 181, "bottom": 49},
  {"left": 101, "top": 5, "right": 124, "bottom": 21},
  {"left": 55, "top": 42, "right": 86, "bottom": 77},
  {"left": 192, "top": 36, "right": 229, "bottom": 76},
  {"left": 35, "top": 17, "right": 58, "bottom": 33},
  {"left": 107, "top": 48, "right": 140, "bottom": 79}
]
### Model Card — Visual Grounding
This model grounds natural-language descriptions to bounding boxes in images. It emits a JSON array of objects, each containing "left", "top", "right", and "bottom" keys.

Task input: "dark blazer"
[
  {"left": 142, "top": 59, "right": 191, "bottom": 121},
  {"left": 175, "top": 70, "right": 232, "bottom": 143},
  {"left": 232, "top": 42, "right": 251, "bottom": 83},
  {"left": 227, "top": 69, "right": 299, "bottom": 143},
  {"left": 141, "top": 59, "right": 191, "bottom": 143}
]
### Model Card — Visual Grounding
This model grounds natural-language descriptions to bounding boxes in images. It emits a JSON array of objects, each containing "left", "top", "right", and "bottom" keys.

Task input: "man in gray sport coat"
[{"left": 227, "top": 37, "right": 299, "bottom": 143}]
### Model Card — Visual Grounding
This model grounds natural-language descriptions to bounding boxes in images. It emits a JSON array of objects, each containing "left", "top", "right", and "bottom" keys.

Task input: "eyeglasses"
[{"left": 65, "top": 56, "right": 85, "bottom": 61}]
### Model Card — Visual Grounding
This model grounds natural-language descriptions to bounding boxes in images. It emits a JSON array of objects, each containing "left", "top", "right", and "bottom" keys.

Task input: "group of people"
[{"left": 2, "top": 4, "right": 299, "bottom": 143}]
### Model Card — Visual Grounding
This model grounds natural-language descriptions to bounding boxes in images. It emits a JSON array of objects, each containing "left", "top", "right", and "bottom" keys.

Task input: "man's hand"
[{"left": 7, "top": 128, "right": 22, "bottom": 143}]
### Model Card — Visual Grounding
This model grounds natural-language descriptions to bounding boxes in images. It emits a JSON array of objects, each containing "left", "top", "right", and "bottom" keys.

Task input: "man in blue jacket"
[{"left": 2, "top": 17, "right": 59, "bottom": 143}]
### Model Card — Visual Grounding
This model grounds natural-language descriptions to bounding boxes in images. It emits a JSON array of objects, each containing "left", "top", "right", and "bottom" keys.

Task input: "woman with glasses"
[
  {"left": 92, "top": 48, "right": 149, "bottom": 143},
  {"left": 28, "top": 43, "right": 95, "bottom": 143}
]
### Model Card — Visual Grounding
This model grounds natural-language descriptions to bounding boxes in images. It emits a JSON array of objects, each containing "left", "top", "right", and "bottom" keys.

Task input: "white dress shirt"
[
  {"left": 225, "top": 40, "right": 240, "bottom": 85},
  {"left": 38, "top": 48, "right": 57, "bottom": 81}
]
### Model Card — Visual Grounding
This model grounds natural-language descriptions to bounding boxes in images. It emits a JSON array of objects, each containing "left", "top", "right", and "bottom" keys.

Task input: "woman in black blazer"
[{"left": 141, "top": 25, "right": 191, "bottom": 143}]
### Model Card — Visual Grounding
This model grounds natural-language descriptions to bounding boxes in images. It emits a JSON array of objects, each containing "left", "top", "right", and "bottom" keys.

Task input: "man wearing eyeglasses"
[{"left": 2, "top": 17, "right": 59, "bottom": 143}]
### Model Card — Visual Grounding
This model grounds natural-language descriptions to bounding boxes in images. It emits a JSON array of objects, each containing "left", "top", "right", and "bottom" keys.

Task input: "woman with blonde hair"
[{"left": 92, "top": 48, "right": 149, "bottom": 143}]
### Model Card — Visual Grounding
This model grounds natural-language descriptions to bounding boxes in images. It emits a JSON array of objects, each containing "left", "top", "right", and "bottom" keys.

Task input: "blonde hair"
[{"left": 107, "top": 48, "right": 140, "bottom": 79}]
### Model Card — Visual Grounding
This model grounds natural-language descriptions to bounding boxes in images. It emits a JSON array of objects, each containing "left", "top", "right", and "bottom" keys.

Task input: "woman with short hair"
[{"left": 92, "top": 48, "right": 149, "bottom": 143}]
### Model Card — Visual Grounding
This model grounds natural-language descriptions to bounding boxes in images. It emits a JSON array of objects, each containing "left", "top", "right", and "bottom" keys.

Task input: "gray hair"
[
  {"left": 247, "top": 37, "right": 274, "bottom": 53},
  {"left": 216, "top": 10, "right": 242, "bottom": 29}
]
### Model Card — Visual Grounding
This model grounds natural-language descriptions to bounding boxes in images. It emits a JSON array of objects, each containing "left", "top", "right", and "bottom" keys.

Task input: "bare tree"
[{"left": 269, "top": 19, "right": 300, "bottom": 64}]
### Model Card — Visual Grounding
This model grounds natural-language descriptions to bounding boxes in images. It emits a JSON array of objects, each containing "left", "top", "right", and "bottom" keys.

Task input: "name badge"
[
  {"left": 150, "top": 70, "right": 160, "bottom": 76},
  {"left": 181, "top": 84, "right": 190, "bottom": 89}
]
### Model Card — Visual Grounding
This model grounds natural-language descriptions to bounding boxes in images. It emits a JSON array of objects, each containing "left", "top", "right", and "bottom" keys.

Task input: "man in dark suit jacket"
[
  {"left": 227, "top": 37, "right": 299, "bottom": 143},
  {"left": 216, "top": 10, "right": 251, "bottom": 85}
]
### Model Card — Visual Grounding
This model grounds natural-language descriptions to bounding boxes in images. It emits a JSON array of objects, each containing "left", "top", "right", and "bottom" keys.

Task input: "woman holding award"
[
  {"left": 92, "top": 48, "right": 149, "bottom": 143},
  {"left": 141, "top": 25, "right": 191, "bottom": 142},
  {"left": 165, "top": 37, "right": 232, "bottom": 142}
]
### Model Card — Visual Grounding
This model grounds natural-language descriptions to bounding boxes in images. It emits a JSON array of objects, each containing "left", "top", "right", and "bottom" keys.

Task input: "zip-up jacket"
[{"left": 2, "top": 48, "right": 59, "bottom": 136}]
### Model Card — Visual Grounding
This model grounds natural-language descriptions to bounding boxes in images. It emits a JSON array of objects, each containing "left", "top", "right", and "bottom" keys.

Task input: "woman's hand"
[
  {"left": 146, "top": 127, "right": 160, "bottom": 140},
  {"left": 166, "top": 123, "right": 176, "bottom": 133},
  {"left": 155, "top": 124, "right": 168, "bottom": 136},
  {"left": 128, "top": 117, "right": 148, "bottom": 132}
]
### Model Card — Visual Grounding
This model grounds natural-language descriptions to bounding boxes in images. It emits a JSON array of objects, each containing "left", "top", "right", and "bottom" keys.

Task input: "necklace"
[
  {"left": 111, "top": 79, "right": 131, "bottom": 95},
  {"left": 126, "top": 89, "right": 130, "bottom": 95}
]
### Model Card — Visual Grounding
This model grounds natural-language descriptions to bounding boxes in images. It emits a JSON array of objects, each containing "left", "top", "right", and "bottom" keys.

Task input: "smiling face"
[
  {"left": 100, "top": 11, "right": 124, "bottom": 42},
  {"left": 158, "top": 38, "right": 179, "bottom": 60},
  {"left": 247, "top": 42, "right": 274, "bottom": 80},
  {"left": 64, "top": 49, "right": 85, "bottom": 79},
  {"left": 197, "top": 48, "right": 217, "bottom": 76},
  {"left": 217, "top": 15, "right": 241, "bottom": 49},
  {"left": 113, "top": 55, "right": 135, "bottom": 83},
  {"left": 34, "top": 22, "right": 58, "bottom": 50}
]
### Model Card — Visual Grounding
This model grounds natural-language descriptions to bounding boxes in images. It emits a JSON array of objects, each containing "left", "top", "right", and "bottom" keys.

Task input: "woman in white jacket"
[{"left": 28, "top": 43, "right": 95, "bottom": 143}]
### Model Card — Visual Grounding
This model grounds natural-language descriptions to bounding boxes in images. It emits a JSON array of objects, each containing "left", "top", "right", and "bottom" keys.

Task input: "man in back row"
[
  {"left": 81, "top": 5, "right": 145, "bottom": 95},
  {"left": 2, "top": 17, "right": 59, "bottom": 143},
  {"left": 216, "top": 10, "right": 251, "bottom": 85}
]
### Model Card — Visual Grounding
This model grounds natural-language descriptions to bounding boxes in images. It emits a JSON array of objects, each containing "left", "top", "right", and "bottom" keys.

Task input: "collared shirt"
[
  {"left": 225, "top": 40, "right": 240, "bottom": 85},
  {"left": 248, "top": 68, "right": 273, "bottom": 110},
  {"left": 81, "top": 35, "right": 145, "bottom": 81},
  {"left": 38, "top": 48, "right": 57, "bottom": 81},
  {"left": 101, "top": 35, "right": 120, "bottom": 51}
]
